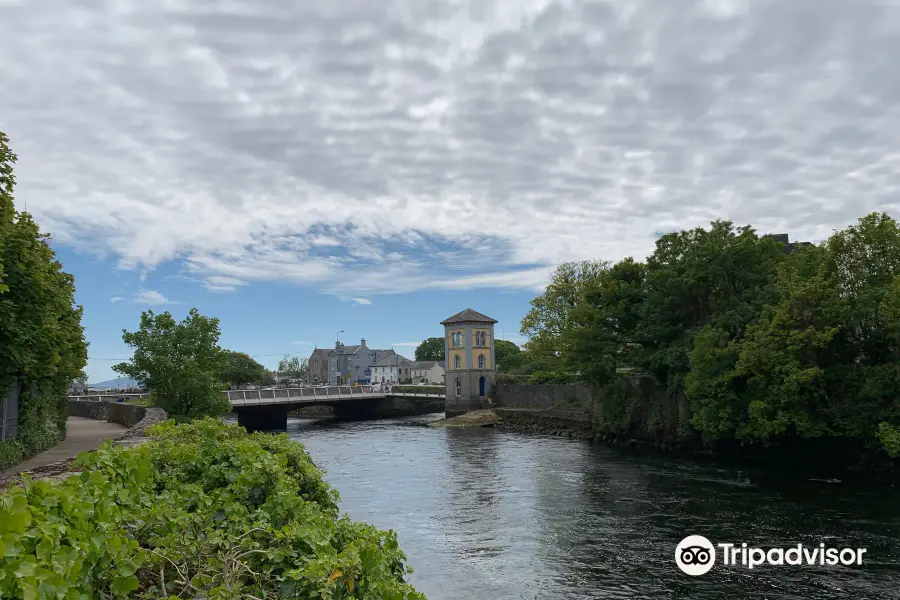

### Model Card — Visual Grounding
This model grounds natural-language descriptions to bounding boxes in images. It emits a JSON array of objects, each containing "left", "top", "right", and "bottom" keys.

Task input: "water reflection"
[{"left": 287, "top": 417, "right": 900, "bottom": 599}]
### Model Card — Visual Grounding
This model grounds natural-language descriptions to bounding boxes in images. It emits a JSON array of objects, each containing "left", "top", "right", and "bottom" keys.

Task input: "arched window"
[
  {"left": 478, "top": 354, "right": 485, "bottom": 369},
  {"left": 453, "top": 355, "right": 460, "bottom": 369},
  {"left": 476, "top": 331, "right": 486, "bottom": 346},
  {"left": 455, "top": 377, "right": 461, "bottom": 396}
]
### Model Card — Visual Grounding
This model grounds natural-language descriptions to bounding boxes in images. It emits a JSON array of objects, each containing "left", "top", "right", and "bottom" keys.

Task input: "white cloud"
[
  {"left": 351, "top": 297, "right": 372, "bottom": 305},
  {"left": 3, "top": 1, "right": 900, "bottom": 296},
  {"left": 392, "top": 341, "right": 422, "bottom": 347},
  {"left": 134, "top": 289, "right": 178, "bottom": 306},
  {"left": 109, "top": 296, "right": 124, "bottom": 303},
  {"left": 203, "top": 275, "right": 249, "bottom": 293}
]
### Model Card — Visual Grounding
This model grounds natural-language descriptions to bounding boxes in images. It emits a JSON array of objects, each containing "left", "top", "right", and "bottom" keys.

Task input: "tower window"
[
  {"left": 451, "top": 332, "right": 463, "bottom": 348},
  {"left": 478, "top": 354, "right": 485, "bottom": 369},
  {"left": 455, "top": 377, "right": 461, "bottom": 396},
  {"left": 454, "top": 355, "right": 461, "bottom": 369},
  {"left": 476, "top": 331, "right": 487, "bottom": 346}
]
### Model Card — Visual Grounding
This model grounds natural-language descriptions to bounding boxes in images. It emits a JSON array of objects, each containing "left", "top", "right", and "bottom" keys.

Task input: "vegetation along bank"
[
  {"left": 494, "top": 212, "right": 900, "bottom": 473},
  {"left": 0, "top": 418, "right": 426, "bottom": 599}
]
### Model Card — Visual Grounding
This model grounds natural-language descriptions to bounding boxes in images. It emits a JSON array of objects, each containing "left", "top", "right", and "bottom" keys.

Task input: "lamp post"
[{"left": 336, "top": 331, "right": 344, "bottom": 384}]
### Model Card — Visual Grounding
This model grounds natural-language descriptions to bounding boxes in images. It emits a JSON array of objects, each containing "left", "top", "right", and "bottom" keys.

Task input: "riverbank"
[{"left": 0, "top": 419, "right": 426, "bottom": 599}]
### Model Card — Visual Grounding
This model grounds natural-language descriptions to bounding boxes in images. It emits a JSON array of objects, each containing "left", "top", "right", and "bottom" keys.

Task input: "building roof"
[
  {"left": 372, "top": 354, "right": 411, "bottom": 367},
  {"left": 411, "top": 361, "right": 445, "bottom": 370},
  {"left": 440, "top": 308, "right": 498, "bottom": 325},
  {"left": 309, "top": 348, "right": 331, "bottom": 362}
]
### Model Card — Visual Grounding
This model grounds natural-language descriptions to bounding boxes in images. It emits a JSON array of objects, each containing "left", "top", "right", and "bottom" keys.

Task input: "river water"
[{"left": 286, "top": 415, "right": 900, "bottom": 599}]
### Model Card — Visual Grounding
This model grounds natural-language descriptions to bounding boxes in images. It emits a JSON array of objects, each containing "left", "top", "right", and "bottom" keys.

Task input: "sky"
[{"left": 2, "top": 0, "right": 899, "bottom": 382}]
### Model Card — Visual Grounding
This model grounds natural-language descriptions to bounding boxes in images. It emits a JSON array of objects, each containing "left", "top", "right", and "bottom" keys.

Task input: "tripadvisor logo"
[{"left": 675, "top": 535, "right": 867, "bottom": 576}]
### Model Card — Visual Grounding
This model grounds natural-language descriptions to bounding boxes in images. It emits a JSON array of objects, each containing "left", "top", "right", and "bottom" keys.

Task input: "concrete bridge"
[{"left": 68, "top": 386, "right": 446, "bottom": 430}]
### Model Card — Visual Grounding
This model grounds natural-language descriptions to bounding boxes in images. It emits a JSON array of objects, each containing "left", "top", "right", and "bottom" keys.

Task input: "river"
[{"left": 285, "top": 414, "right": 900, "bottom": 599}]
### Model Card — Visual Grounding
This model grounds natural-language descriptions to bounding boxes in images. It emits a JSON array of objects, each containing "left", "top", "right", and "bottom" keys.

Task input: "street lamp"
[{"left": 336, "top": 331, "right": 344, "bottom": 384}]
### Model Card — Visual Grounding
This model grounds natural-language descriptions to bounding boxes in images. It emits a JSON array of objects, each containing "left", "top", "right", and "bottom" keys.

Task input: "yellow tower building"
[{"left": 440, "top": 308, "right": 497, "bottom": 417}]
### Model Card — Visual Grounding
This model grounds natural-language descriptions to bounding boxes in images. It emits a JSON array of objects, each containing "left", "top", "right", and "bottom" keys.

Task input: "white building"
[
  {"left": 370, "top": 354, "right": 412, "bottom": 384},
  {"left": 410, "top": 361, "right": 445, "bottom": 384}
]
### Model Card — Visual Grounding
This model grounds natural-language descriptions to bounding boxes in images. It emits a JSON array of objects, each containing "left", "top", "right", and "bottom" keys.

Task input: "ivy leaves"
[{"left": 0, "top": 419, "right": 425, "bottom": 599}]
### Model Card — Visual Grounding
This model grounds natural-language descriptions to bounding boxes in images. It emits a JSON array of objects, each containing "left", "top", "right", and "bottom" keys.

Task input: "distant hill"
[{"left": 89, "top": 377, "right": 140, "bottom": 389}]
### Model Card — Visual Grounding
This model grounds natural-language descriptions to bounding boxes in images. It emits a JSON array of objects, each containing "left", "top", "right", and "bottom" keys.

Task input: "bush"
[{"left": 0, "top": 418, "right": 426, "bottom": 599}]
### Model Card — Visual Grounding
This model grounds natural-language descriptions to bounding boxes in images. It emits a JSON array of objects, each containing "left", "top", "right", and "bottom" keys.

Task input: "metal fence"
[{"left": 1, "top": 381, "right": 20, "bottom": 442}]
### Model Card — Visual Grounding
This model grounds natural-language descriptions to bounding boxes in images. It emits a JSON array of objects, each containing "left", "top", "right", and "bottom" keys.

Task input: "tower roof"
[{"left": 440, "top": 308, "right": 498, "bottom": 325}]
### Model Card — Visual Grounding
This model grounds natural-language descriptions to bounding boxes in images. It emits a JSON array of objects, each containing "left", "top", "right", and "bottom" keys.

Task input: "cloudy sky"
[{"left": 2, "top": 0, "right": 899, "bottom": 381}]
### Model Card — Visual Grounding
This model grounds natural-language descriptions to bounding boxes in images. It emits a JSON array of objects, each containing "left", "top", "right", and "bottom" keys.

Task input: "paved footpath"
[{"left": 1, "top": 416, "right": 126, "bottom": 477}]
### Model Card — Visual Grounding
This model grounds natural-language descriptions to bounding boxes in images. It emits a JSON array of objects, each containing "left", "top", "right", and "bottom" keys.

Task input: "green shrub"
[{"left": 0, "top": 418, "right": 426, "bottom": 599}]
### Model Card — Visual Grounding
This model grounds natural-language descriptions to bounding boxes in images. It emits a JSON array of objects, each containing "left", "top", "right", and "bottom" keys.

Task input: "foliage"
[
  {"left": 413, "top": 337, "right": 444, "bottom": 362},
  {"left": 113, "top": 309, "right": 230, "bottom": 420},
  {"left": 523, "top": 212, "right": 900, "bottom": 457},
  {"left": 221, "top": 350, "right": 273, "bottom": 388},
  {"left": 278, "top": 354, "right": 307, "bottom": 377},
  {"left": 520, "top": 260, "right": 607, "bottom": 373},
  {"left": 0, "top": 418, "right": 426, "bottom": 599},
  {"left": 493, "top": 339, "right": 521, "bottom": 373},
  {"left": 0, "top": 131, "right": 88, "bottom": 469}
]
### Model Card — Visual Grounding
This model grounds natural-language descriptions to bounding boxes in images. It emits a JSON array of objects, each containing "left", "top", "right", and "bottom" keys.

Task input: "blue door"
[{"left": 479, "top": 376, "right": 486, "bottom": 397}]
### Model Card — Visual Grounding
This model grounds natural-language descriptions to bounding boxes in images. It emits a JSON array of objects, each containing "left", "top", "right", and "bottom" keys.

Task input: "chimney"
[{"left": 361, "top": 338, "right": 366, "bottom": 346}]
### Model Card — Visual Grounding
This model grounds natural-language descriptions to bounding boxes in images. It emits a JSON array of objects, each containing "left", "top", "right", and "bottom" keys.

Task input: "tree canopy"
[
  {"left": 414, "top": 337, "right": 445, "bottom": 362},
  {"left": 221, "top": 351, "right": 273, "bottom": 388},
  {"left": 494, "top": 339, "right": 521, "bottom": 373},
  {"left": 520, "top": 213, "right": 900, "bottom": 457},
  {"left": 0, "top": 131, "right": 88, "bottom": 469},
  {"left": 113, "top": 308, "right": 229, "bottom": 419},
  {"left": 277, "top": 354, "right": 307, "bottom": 377}
]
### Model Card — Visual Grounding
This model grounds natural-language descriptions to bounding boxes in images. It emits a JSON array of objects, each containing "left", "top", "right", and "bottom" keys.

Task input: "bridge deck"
[{"left": 68, "top": 386, "right": 445, "bottom": 408}]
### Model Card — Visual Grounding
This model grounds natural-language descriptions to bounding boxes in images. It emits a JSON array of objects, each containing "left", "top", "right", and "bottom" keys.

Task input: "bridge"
[{"left": 68, "top": 386, "right": 447, "bottom": 430}]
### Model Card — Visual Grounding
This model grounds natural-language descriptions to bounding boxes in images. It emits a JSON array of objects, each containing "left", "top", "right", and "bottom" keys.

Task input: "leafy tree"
[
  {"left": 277, "top": 354, "right": 307, "bottom": 377},
  {"left": 113, "top": 309, "right": 229, "bottom": 419},
  {"left": 520, "top": 260, "right": 607, "bottom": 372},
  {"left": 494, "top": 339, "right": 522, "bottom": 372},
  {"left": 414, "top": 337, "right": 445, "bottom": 362},
  {"left": 222, "top": 351, "right": 273, "bottom": 388},
  {"left": 0, "top": 131, "right": 88, "bottom": 468}
]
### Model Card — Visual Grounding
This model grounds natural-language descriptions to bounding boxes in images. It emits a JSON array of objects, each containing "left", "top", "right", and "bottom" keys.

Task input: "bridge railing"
[{"left": 69, "top": 386, "right": 446, "bottom": 407}]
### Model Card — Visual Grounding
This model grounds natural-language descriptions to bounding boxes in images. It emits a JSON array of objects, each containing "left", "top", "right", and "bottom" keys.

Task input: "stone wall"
[
  {"left": 494, "top": 383, "right": 594, "bottom": 412},
  {"left": 68, "top": 400, "right": 167, "bottom": 438},
  {"left": 493, "top": 377, "right": 695, "bottom": 447}
]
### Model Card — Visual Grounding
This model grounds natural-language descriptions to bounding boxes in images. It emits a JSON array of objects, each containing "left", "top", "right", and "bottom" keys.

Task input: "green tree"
[
  {"left": 564, "top": 257, "right": 646, "bottom": 385},
  {"left": 494, "top": 339, "right": 522, "bottom": 372},
  {"left": 414, "top": 337, "right": 445, "bottom": 361},
  {"left": 520, "top": 260, "right": 607, "bottom": 372},
  {"left": 277, "top": 354, "right": 307, "bottom": 377},
  {"left": 113, "top": 309, "right": 229, "bottom": 419},
  {"left": 222, "top": 350, "right": 273, "bottom": 388},
  {"left": 0, "top": 131, "right": 88, "bottom": 468}
]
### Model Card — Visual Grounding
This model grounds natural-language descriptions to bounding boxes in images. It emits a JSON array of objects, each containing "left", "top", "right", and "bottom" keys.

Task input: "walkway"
[{"left": 1, "top": 416, "right": 126, "bottom": 477}]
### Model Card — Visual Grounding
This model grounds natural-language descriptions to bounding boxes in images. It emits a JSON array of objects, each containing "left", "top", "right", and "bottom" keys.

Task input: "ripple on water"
[{"left": 287, "top": 418, "right": 900, "bottom": 599}]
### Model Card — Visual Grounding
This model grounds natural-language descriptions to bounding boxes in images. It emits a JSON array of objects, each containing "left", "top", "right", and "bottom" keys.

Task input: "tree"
[
  {"left": 277, "top": 354, "right": 307, "bottom": 377},
  {"left": 113, "top": 309, "right": 229, "bottom": 419},
  {"left": 520, "top": 260, "right": 608, "bottom": 372},
  {"left": 494, "top": 339, "right": 521, "bottom": 372},
  {"left": 0, "top": 131, "right": 88, "bottom": 468},
  {"left": 414, "top": 337, "right": 445, "bottom": 362},
  {"left": 222, "top": 351, "right": 272, "bottom": 388}
]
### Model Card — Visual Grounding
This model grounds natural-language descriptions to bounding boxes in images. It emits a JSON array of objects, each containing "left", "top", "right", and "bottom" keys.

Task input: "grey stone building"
[
  {"left": 327, "top": 338, "right": 397, "bottom": 385},
  {"left": 441, "top": 308, "right": 497, "bottom": 417},
  {"left": 307, "top": 348, "right": 331, "bottom": 384}
]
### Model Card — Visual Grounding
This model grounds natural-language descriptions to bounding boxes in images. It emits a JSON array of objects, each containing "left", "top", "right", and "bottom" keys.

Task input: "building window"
[
  {"left": 454, "top": 355, "right": 460, "bottom": 369},
  {"left": 451, "top": 332, "right": 463, "bottom": 348},
  {"left": 355, "top": 365, "right": 359, "bottom": 371},
  {"left": 455, "top": 377, "right": 461, "bottom": 396},
  {"left": 475, "top": 331, "right": 486, "bottom": 347},
  {"left": 478, "top": 354, "right": 485, "bottom": 369}
]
